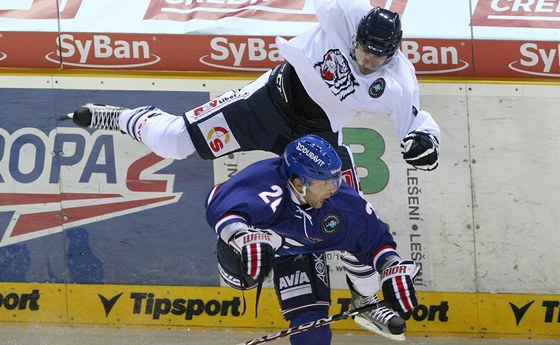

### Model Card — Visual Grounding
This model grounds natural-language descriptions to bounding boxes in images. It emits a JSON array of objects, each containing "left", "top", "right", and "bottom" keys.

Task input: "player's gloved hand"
[
  {"left": 231, "top": 229, "right": 275, "bottom": 282},
  {"left": 380, "top": 260, "right": 420, "bottom": 318},
  {"left": 401, "top": 131, "right": 439, "bottom": 171}
]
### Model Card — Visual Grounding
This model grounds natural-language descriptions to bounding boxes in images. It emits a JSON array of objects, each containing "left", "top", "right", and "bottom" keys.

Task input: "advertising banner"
[
  {"left": 0, "top": 283, "right": 66, "bottom": 323},
  {"left": 0, "top": 86, "right": 216, "bottom": 286},
  {"left": 473, "top": 40, "right": 560, "bottom": 78},
  {"left": 478, "top": 293, "right": 560, "bottom": 337},
  {"left": 0, "top": 0, "right": 559, "bottom": 78},
  {"left": 472, "top": 0, "right": 560, "bottom": 29},
  {"left": 1, "top": 282, "right": 557, "bottom": 338},
  {"left": 66, "top": 284, "right": 274, "bottom": 328}
]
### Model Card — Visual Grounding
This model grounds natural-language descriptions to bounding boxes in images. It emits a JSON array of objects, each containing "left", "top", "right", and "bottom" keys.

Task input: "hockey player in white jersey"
[{"left": 68, "top": 0, "right": 439, "bottom": 340}]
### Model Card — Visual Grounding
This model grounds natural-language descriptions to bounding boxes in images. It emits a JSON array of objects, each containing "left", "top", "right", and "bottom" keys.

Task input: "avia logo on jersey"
[
  {"left": 129, "top": 292, "right": 242, "bottom": 320},
  {"left": 278, "top": 270, "right": 312, "bottom": 301},
  {"left": 45, "top": 34, "right": 161, "bottom": 69},
  {"left": 0, "top": 0, "right": 83, "bottom": 19},
  {"left": 472, "top": 0, "right": 560, "bottom": 28},
  {"left": 144, "top": 0, "right": 315, "bottom": 22},
  {"left": 402, "top": 40, "right": 471, "bottom": 75},
  {"left": 0, "top": 128, "right": 182, "bottom": 247},
  {"left": 199, "top": 37, "right": 284, "bottom": 72},
  {"left": 508, "top": 42, "right": 560, "bottom": 77}
]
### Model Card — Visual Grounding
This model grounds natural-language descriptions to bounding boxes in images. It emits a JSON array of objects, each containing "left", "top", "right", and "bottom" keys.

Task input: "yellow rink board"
[
  {"left": 0, "top": 283, "right": 557, "bottom": 339},
  {"left": 0, "top": 283, "right": 67, "bottom": 324}
]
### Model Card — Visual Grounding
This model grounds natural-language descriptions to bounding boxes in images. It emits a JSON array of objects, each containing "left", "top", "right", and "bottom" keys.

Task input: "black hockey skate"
[
  {"left": 68, "top": 103, "right": 128, "bottom": 131},
  {"left": 351, "top": 289, "right": 406, "bottom": 341}
]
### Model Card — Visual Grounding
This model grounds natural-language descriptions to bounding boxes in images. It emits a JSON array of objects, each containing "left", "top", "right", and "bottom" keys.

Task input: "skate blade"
[{"left": 354, "top": 315, "right": 406, "bottom": 342}]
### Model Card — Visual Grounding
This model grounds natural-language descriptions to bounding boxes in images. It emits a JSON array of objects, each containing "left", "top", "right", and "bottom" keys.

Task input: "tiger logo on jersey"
[{"left": 314, "top": 49, "right": 359, "bottom": 101}]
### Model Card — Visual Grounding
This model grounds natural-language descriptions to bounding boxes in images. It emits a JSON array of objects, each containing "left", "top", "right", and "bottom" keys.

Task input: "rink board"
[
  {"left": 0, "top": 283, "right": 558, "bottom": 338},
  {"left": 0, "top": 75, "right": 558, "bottom": 339}
]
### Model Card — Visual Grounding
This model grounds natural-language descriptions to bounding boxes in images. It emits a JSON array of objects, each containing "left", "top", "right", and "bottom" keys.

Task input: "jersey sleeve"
[
  {"left": 409, "top": 109, "right": 441, "bottom": 143},
  {"left": 206, "top": 183, "right": 273, "bottom": 237},
  {"left": 313, "top": 0, "right": 371, "bottom": 50},
  {"left": 340, "top": 196, "right": 400, "bottom": 271},
  {"left": 384, "top": 55, "right": 441, "bottom": 143}
]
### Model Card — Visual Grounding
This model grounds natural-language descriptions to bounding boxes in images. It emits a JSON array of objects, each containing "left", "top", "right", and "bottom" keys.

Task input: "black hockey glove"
[
  {"left": 231, "top": 230, "right": 275, "bottom": 283},
  {"left": 400, "top": 131, "right": 439, "bottom": 171},
  {"left": 380, "top": 260, "right": 420, "bottom": 318}
]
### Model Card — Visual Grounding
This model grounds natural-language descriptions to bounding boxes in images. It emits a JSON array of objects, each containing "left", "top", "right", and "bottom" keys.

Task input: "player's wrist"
[
  {"left": 380, "top": 255, "right": 401, "bottom": 270},
  {"left": 220, "top": 222, "right": 250, "bottom": 244}
]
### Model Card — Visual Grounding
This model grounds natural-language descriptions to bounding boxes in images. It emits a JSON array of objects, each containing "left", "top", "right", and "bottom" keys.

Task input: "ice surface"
[{"left": 0, "top": 326, "right": 557, "bottom": 345}]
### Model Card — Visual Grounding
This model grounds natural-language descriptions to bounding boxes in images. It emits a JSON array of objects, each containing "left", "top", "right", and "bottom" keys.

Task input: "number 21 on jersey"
[{"left": 258, "top": 185, "right": 283, "bottom": 213}]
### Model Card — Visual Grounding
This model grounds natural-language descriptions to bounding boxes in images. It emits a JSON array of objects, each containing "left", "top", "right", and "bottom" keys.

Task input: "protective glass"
[
  {"left": 354, "top": 43, "right": 389, "bottom": 72},
  {"left": 303, "top": 173, "right": 343, "bottom": 196}
]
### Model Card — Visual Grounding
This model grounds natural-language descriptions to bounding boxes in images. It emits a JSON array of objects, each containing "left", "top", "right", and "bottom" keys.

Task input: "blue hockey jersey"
[{"left": 205, "top": 157, "right": 398, "bottom": 272}]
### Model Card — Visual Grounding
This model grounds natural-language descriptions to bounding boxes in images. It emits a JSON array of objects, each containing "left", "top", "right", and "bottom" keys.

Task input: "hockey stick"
[{"left": 236, "top": 300, "right": 387, "bottom": 345}]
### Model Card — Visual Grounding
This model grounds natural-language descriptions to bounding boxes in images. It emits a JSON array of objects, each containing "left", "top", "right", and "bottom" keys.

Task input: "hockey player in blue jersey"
[{"left": 206, "top": 135, "right": 419, "bottom": 344}]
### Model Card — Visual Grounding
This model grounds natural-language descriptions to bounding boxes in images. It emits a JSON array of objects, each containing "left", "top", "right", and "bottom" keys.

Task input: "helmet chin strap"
[{"left": 288, "top": 179, "right": 307, "bottom": 203}]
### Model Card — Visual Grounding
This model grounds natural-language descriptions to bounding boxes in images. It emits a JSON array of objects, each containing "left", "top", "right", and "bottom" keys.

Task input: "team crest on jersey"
[
  {"left": 314, "top": 49, "right": 359, "bottom": 101},
  {"left": 369, "top": 78, "right": 386, "bottom": 98},
  {"left": 321, "top": 214, "right": 340, "bottom": 234}
]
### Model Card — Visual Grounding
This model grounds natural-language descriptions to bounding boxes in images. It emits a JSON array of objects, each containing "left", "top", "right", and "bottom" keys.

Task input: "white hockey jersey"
[{"left": 276, "top": 0, "right": 440, "bottom": 143}]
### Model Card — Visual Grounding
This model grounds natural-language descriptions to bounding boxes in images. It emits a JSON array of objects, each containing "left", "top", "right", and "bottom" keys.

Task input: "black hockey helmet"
[{"left": 355, "top": 7, "right": 402, "bottom": 57}]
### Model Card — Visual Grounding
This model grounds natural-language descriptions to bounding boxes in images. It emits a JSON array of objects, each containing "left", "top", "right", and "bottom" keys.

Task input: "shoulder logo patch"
[
  {"left": 321, "top": 214, "right": 340, "bottom": 234},
  {"left": 369, "top": 78, "right": 386, "bottom": 98}
]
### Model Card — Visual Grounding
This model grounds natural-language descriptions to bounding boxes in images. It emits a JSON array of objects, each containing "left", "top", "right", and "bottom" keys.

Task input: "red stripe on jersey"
[
  {"left": 372, "top": 245, "right": 398, "bottom": 271},
  {"left": 206, "top": 183, "right": 222, "bottom": 205}
]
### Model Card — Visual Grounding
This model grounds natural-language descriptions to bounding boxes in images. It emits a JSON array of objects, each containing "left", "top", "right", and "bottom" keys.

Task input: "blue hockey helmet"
[
  {"left": 355, "top": 7, "right": 402, "bottom": 57},
  {"left": 283, "top": 135, "right": 342, "bottom": 190}
]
